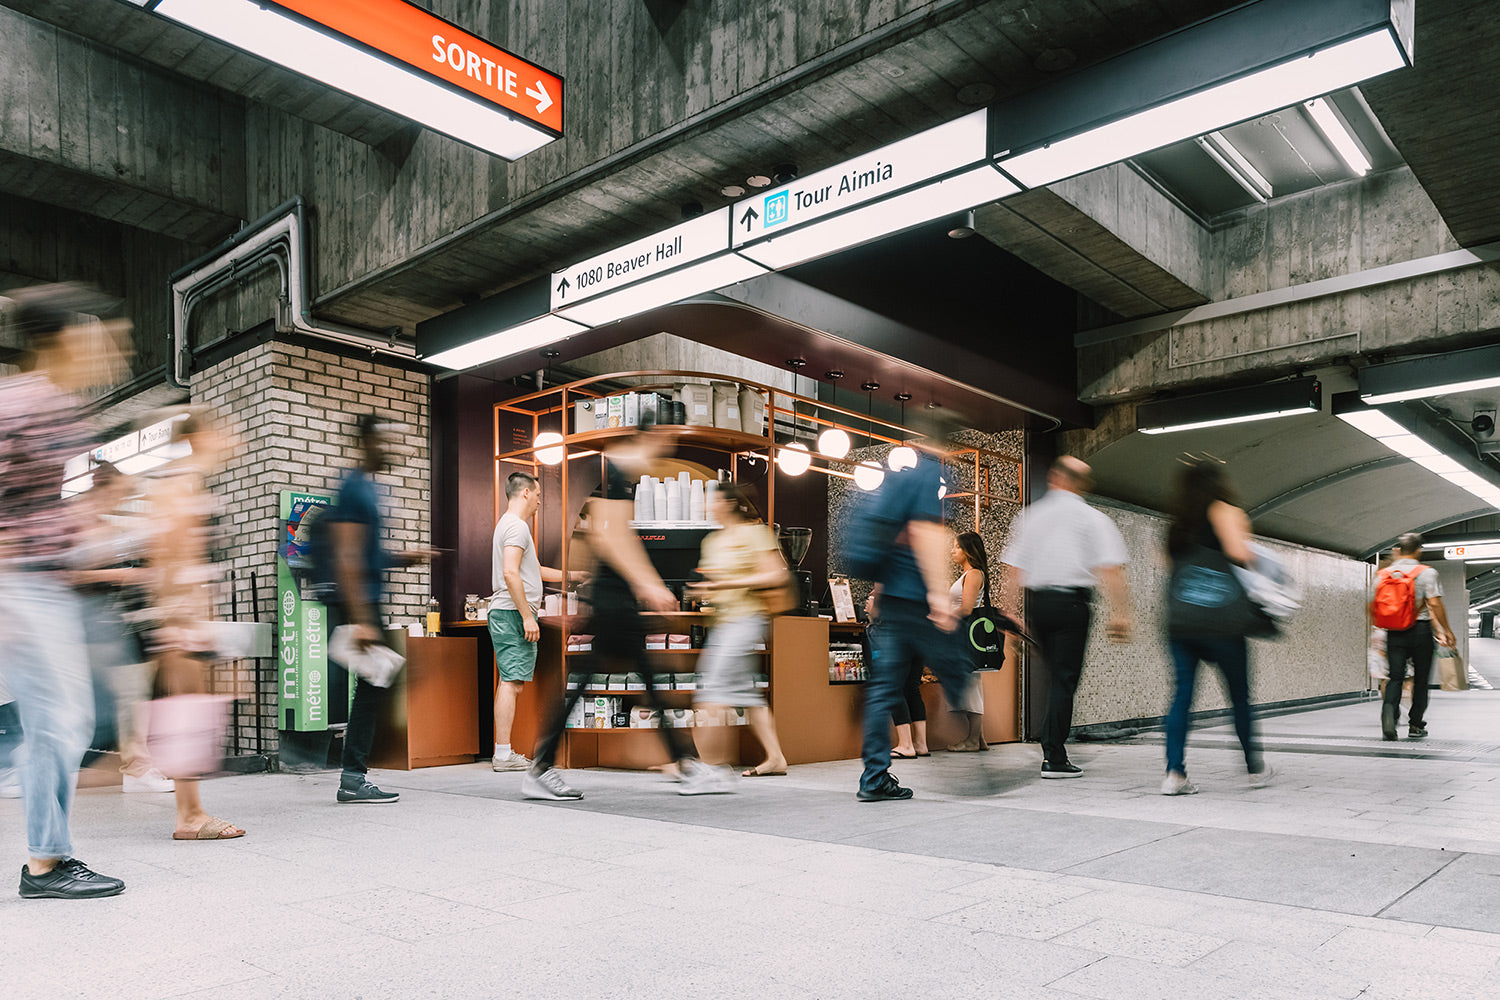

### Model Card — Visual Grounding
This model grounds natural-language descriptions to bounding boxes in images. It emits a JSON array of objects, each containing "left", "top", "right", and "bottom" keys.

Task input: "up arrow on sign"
[
  {"left": 555, "top": 276, "right": 571, "bottom": 299},
  {"left": 739, "top": 206, "right": 759, "bottom": 232},
  {"left": 526, "top": 79, "right": 553, "bottom": 115}
]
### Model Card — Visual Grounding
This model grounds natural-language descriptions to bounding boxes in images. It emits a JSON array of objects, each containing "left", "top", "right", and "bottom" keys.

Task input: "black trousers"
[
  {"left": 328, "top": 602, "right": 389, "bottom": 781},
  {"left": 1030, "top": 589, "right": 1093, "bottom": 765},
  {"left": 532, "top": 589, "right": 693, "bottom": 770},
  {"left": 889, "top": 654, "right": 926, "bottom": 727},
  {"left": 1383, "top": 619, "right": 1434, "bottom": 728}
]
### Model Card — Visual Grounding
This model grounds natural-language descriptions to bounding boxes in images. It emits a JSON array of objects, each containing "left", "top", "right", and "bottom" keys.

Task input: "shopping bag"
[
  {"left": 329, "top": 626, "right": 405, "bottom": 688},
  {"left": 1438, "top": 646, "right": 1468, "bottom": 691},
  {"left": 144, "top": 694, "right": 232, "bottom": 779}
]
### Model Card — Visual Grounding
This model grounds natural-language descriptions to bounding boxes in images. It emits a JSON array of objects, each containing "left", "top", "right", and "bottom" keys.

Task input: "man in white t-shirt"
[
  {"left": 1001, "top": 456, "right": 1131, "bottom": 780},
  {"left": 489, "top": 472, "right": 566, "bottom": 771}
]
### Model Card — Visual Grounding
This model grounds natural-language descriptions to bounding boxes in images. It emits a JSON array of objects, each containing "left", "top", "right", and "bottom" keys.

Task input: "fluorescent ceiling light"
[
  {"left": 424, "top": 314, "right": 588, "bottom": 370},
  {"left": 1137, "top": 377, "right": 1321, "bottom": 435},
  {"left": 557, "top": 254, "right": 768, "bottom": 326},
  {"left": 737, "top": 166, "right": 1018, "bottom": 270},
  {"left": 1196, "top": 133, "right": 1272, "bottom": 201},
  {"left": 1336, "top": 405, "right": 1500, "bottom": 511},
  {"left": 1472, "top": 594, "right": 1500, "bottom": 611},
  {"left": 1334, "top": 408, "right": 1406, "bottom": 438},
  {"left": 151, "top": 0, "right": 556, "bottom": 160},
  {"left": 997, "top": 30, "right": 1405, "bottom": 187},
  {"left": 1304, "top": 97, "right": 1371, "bottom": 175},
  {"left": 1411, "top": 454, "right": 1466, "bottom": 476},
  {"left": 1359, "top": 343, "right": 1500, "bottom": 405}
]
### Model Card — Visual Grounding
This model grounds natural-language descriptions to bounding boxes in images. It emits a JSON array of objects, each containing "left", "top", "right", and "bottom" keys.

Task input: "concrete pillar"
[
  {"left": 1481, "top": 611, "right": 1495, "bottom": 639},
  {"left": 1432, "top": 561, "right": 1469, "bottom": 666}
]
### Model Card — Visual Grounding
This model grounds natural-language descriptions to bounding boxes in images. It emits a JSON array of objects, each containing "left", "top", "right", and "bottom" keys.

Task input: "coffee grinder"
[{"left": 778, "top": 526, "right": 815, "bottom": 617}]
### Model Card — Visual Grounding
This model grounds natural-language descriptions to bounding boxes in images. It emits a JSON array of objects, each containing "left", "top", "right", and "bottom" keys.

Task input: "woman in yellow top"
[{"left": 690, "top": 484, "right": 791, "bottom": 785}]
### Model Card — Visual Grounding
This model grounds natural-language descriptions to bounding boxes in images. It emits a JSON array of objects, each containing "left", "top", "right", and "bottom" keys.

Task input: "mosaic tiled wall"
[{"left": 1072, "top": 498, "right": 1371, "bottom": 727}]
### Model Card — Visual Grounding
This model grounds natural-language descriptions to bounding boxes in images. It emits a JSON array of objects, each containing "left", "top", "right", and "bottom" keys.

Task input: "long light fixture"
[
  {"left": 1196, "top": 133, "right": 1272, "bottom": 202},
  {"left": 1359, "top": 344, "right": 1500, "bottom": 405},
  {"left": 146, "top": 0, "right": 562, "bottom": 160},
  {"left": 1137, "top": 378, "right": 1321, "bottom": 435},
  {"left": 1335, "top": 402, "right": 1500, "bottom": 509},
  {"left": 737, "top": 166, "right": 1017, "bottom": 270},
  {"left": 1304, "top": 97, "right": 1371, "bottom": 176},
  {"left": 991, "top": 0, "right": 1412, "bottom": 187},
  {"left": 557, "top": 255, "right": 767, "bottom": 327},
  {"left": 425, "top": 314, "right": 588, "bottom": 370}
]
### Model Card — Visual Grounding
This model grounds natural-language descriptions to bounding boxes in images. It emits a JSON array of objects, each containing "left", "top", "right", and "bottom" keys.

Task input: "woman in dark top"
[{"left": 1162, "top": 460, "right": 1272, "bottom": 795}]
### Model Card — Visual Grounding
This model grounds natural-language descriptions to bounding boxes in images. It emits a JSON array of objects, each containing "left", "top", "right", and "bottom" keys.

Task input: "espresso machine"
[{"left": 778, "top": 526, "right": 816, "bottom": 617}]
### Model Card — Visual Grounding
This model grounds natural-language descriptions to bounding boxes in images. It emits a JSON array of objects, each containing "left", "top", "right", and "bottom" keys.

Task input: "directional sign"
[
  {"left": 265, "top": 0, "right": 563, "bottom": 133},
  {"left": 731, "top": 110, "right": 987, "bottom": 248},
  {"left": 1445, "top": 543, "right": 1500, "bottom": 560},
  {"left": 551, "top": 209, "right": 732, "bottom": 311}
]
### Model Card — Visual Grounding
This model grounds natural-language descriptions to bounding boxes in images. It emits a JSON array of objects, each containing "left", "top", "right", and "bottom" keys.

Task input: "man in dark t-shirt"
[{"left": 525, "top": 422, "right": 714, "bottom": 799}]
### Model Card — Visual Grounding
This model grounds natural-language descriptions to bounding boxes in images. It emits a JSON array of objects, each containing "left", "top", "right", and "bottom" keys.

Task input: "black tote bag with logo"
[{"left": 1167, "top": 544, "right": 1278, "bottom": 639}]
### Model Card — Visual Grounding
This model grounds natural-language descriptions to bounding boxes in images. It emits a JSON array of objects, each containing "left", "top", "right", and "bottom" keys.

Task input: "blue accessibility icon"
[{"left": 764, "top": 190, "right": 789, "bottom": 228}]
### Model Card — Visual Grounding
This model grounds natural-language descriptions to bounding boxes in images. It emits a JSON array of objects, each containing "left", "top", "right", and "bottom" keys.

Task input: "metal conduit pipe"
[{"left": 170, "top": 197, "right": 416, "bottom": 388}]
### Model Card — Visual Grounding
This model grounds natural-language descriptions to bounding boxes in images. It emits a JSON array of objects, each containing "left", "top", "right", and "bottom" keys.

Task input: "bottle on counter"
[{"left": 426, "top": 596, "right": 441, "bottom": 636}]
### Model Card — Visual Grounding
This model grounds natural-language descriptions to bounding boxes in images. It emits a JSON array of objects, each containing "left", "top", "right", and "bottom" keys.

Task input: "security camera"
[{"left": 1473, "top": 409, "right": 1496, "bottom": 439}]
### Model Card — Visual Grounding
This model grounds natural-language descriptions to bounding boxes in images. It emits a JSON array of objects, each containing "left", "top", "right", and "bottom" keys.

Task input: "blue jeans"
[
  {"left": 862, "top": 598, "right": 968, "bottom": 792},
  {"left": 1165, "top": 634, "right": 1261, "bottom": 775},
  {"left": 0, "top": 571, "right": 93, "bottom": 858}
]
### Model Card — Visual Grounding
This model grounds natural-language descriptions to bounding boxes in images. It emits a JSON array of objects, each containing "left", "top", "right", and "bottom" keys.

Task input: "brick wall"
[{"left": 191, "top": 340, "right": 432, "bottom": 753}]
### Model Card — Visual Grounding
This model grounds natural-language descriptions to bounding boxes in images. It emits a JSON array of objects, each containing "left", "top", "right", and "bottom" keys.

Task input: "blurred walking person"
[
  {"left": 1000, "top": 456, "right": 1130, "bottom": 779},
  {"left": 327, "top": 413, "right": 435, "bottom": 803},
  {"left": 1373, "top": 532, "right": 1455, "bottom": 741},
  {"left": 0, "top": 286, "right": 127, "bottom": 898},
  {"left": 1160, "top": 459, "right": 1272, "bottom": 794},
  {"left": 689, "top": 484, "right": 790, "bottom": 783},
  {"left": 525, "top": 420, "right": 711, "bottom": 799}
]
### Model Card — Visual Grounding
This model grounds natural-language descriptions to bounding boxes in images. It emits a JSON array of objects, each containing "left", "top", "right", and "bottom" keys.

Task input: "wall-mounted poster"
[{"left": 278, "top": 490, "right": 332, "bottom": 732}]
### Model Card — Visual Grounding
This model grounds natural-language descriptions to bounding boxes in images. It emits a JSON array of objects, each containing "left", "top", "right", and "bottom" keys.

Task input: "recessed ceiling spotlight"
[
  {"left": 772, "top": 163, "right": 798, "bottom": 184},
  {"left": 720, "top": 184, "right": 746, "bottom": 197},
  {"left": 947, "top": 210, "right": 976, "bottom": 239},
  {"left": 746, "top": 174, "right": 772, "bottom": 188},
  {"left": 956, "top": 83, "right": 997, "bottom": 106}
]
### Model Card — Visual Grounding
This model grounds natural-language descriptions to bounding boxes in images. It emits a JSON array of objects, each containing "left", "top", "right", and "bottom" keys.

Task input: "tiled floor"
[{"left": 2, "top": 642, "right": 1498, "bottom": 999}]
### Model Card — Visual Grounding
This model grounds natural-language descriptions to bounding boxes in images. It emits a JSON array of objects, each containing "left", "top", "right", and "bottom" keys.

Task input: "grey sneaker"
[
  {"left": 678, "top": 760, "right": 735, "bottom": 796},
  {"left": 1248, "top": 764, "right": 1277, "bottom": 788},
  {"left": 1161, "top": 772, "right": 1198, "bottom": 796},
  {"left": 522, "top": 767, "right": 583, "bottom": 800},
  {"left": 1408, "top": 725, "right": 1428, "bottom": 740},
  {"left": 336, "top": 779, "right": 399, "bottom": 803},
  {"left": 492, "top": 750, "right": 531, "bottom": 772}
]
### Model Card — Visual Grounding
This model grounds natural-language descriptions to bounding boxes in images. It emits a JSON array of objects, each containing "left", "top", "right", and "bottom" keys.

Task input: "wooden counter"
[{"left": 370, "top": 635, "right": 482, "bottom": 769}]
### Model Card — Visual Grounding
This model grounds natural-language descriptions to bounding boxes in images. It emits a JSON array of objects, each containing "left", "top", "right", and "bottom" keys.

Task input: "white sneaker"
[
  {"left": 522, "top": 767, "right": 583, "bottom": 800},
  {"left": 1248, "top": 764, "right": 1277, "bottom": 788},
  {"left": 122, "top": 768, "right": 175, "bottom": 793},
  {"left": 492, "top": 750, "right": 531, "bottom": 772},
  {"left": 0, "top": 766, "right": 20, "bottom": 799},
  {"left": 678, "top": 760, "right": 735, "bottom": 796},
  {"left": 1161, "top": 772, "right": 1198, "bottom": 796}
]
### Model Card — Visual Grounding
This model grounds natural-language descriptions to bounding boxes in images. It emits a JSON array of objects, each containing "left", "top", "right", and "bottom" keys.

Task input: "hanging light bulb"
[
  {"left": 817, "top": 426, "right": 851, "bottom": 459},
  {"left": 533, "top": 431, "right": 565, "bottom": 466},
  {"left": 888, "top": 446, "right": 917, "bottom": 471},
  {"left": 854, "top": 459, "right": 885, "bottom": 491},
  {"left": 776, "top": 441, "right": 812, "bottom": 476}
]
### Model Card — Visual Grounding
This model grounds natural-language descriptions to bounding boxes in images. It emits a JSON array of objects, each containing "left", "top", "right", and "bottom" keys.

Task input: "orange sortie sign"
[{"left": 269, "top": 0, "right": 562, "bottom": 134}]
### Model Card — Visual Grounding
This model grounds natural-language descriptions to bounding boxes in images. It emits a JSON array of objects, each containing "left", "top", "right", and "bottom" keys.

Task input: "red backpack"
[{"left": 1371, "top": 564, "right": 1427, "bottom": 630}]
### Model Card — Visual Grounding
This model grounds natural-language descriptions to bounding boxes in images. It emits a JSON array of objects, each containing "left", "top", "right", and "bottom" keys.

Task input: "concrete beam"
[{"left": 975, "top": 163, "right": 1211, "bottom": 320}]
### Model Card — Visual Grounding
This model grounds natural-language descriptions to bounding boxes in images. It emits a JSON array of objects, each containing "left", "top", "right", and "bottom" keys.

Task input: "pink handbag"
[{"left": 144, "top": 695, "right": 233, "bottom": 779}]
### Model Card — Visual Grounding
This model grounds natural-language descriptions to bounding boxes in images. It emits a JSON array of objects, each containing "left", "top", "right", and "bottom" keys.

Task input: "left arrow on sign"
[
  {"left": 526, "top": 80, "right": 554, "bottom": 115},
  {"left": 556, "top": 276, "right": 571, "bottom": 298}
]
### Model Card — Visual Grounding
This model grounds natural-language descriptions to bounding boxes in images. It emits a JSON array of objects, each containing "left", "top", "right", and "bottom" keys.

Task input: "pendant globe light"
[
  {"left": 854, "top": 459, "right": 885, "bottom": 491},
  {"left": 888, "top": 392, "right": 917, "bottom": 471},
  {"left": 777, "top": 358, "right": 812, "bottom": 476},
  {"left": 816, "top": 370, "right": 851, "bottom": 459},
  {"left": 531, "top": 352, "right": 566, "bottom": 465}
]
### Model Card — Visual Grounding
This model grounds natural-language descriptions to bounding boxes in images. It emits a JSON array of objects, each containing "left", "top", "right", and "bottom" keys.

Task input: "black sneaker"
[
  {"left": 336, "top": 779, "right": 399, "bottom": 803},
  {"left": 1041, "top": 761, "right": 1084, "bottom": 778},
  {"left": 1408, "top": 724, "right": 1428, "bottom": 739},
  {"left": 19, "top": 859, "right": 125, "bottom": 899},
  {"left": 857, "top": 774, "right": 913, "bottom": 802},
  {"left": 1381, "top": 704, "right": 1397, "bottom": 741}
]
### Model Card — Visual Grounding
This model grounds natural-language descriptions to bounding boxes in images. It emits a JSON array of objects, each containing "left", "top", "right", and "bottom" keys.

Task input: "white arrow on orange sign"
[{"left": 526, "top": 80, "right": 553, "bottom": 115}]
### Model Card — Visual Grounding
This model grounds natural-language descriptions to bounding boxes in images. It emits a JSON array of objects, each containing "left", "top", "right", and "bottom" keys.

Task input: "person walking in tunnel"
[
  {"left": 1000, "top": 456, "right": 1131, "bottom": 779},
  {"left": 1372, "top": 532, "right": 1455, "bottom": 741}
]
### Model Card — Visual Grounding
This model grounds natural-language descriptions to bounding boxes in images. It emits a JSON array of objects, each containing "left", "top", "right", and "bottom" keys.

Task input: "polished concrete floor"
[{"left": 3, "top": 642, "right": 1499, "bottom": 999}]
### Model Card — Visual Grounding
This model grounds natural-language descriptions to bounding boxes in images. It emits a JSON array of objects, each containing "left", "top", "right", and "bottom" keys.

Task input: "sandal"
[
  {"left": 891, "top": 750, "right": 917, "bottom": 759},
  {"left": 173, "top": 817, "right": 245, "bottom": 841},
  {"left": 741, "top": 766, "right": 787, "bottom": 777}
]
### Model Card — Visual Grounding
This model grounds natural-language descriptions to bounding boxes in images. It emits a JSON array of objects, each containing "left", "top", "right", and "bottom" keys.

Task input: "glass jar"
[{"left": 464, "top": 594, "right": 481, "bottom": 620}]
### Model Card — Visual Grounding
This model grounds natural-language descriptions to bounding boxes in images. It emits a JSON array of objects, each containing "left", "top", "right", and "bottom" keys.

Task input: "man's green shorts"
[{"left": 488, "top": 608, "right": 537, "bottom": 682}]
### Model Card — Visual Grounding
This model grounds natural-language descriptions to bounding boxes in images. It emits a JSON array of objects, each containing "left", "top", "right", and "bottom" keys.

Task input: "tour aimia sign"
[{"left": 138, "top": 0, "right": 564, "bottom": 159}]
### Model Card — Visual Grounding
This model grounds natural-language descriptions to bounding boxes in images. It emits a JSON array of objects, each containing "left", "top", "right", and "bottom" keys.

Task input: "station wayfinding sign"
[
  {"left": 550, "top": 208, "right": 733, "bottom": 311},
  {"left": 143, "top": 0, "right": 563, "bottom": 158},
  {"left": 730, "top": 110, "right": 989, "bottom": 247},
  {"left": 1445, "top": 543, "right": 1500, "bottom": 560}
]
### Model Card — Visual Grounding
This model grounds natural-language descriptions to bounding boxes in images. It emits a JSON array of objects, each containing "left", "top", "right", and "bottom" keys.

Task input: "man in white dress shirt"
[{"left": 1001, "top": 456, "right": 1131, "bottom": 779}]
